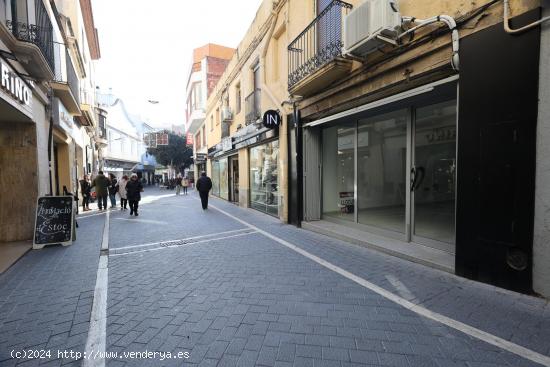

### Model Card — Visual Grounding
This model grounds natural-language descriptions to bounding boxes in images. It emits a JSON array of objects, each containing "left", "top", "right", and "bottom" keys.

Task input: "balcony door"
[
  {"left": 317, "top": 0, "right": 341, "bottom": 57},
  {"left": 253, "top": 63, "right": 261, "bottom": 119}
]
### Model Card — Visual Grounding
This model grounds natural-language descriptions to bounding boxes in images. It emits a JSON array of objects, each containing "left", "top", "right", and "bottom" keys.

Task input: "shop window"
[
  {"left": 322, "top": 124, "right": 355, "bottom": 222},
  {"left": 249, "top": 141, "right": 279, "bottom": 216}
]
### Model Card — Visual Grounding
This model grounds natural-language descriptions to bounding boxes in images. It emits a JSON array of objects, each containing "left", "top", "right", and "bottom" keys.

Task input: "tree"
[{"left": 147, "top": 131, "right": 193, "bottom": 173}]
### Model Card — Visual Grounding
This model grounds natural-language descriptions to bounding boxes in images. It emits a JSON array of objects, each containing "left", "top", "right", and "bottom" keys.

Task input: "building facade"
[
  {"left": 51, "top": 0, "right": 101, "bottom": 200},
  {"left": 205, "top": 1, "right": 291, "bottom": 219},
  {"left": 204, "top": 0, "right": 550, "bottom": 297},
  {"left": 184, "top": 43, "right": 234, "bottom": 181},
  {"left": 290, "top": 0, "right": 548, "bottom": 297},
  {"left": 0, "top": 0, "right": 101, "bottom": 247},
  {"left": 100, "top": 98, "right": 142, "bottom": 178}
]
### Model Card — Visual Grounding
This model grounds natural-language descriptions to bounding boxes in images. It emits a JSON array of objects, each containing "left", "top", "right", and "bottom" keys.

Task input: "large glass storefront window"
[
  {"left": 320, "top": 96, "right": 457, "bottom": 250},
  {"left": 250, "top": 141, "right": 279, "bottom": 216},
  {"left": 219, "top": 158, "right": 229, "bottom": 200},
  {"left": 322, "top": 124, "right": 355, "bottom": 222},
  {"left": 357, "top": 110, "right": 408, "bottom": 233},
  {"left": 413, "top": 101, "right": 456, "bottom": 244},
  {"left": 211, "top": 160, "right": 220, "bottom": 197}
]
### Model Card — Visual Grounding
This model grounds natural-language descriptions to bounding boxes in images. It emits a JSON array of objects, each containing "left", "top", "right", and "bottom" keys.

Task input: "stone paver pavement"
[{"left": 0, "top": 188, "right": 548, "bottom": 367}]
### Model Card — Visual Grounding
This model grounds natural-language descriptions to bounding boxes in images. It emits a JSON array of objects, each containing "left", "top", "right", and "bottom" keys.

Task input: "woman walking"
[
  {"left": 79, "top": 174, "right": 91, "bottom": 211},
  {"left": 117, "top": 175, "right": 129, "bottom": 210},
  {"left": 126, "top": 173, "right": 143, "bottom": 216}
]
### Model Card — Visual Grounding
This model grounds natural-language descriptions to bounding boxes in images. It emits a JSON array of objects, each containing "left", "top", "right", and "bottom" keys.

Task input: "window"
[
  {"left": 235, "top": 83, "right": 241, "bottom": 114},
  {"left": 191, "top": 82, "right": 203, "bottom": 110},
  {"left": 210, "top": 115, "right": 213, "bottom": 131},
  {"left": 202, "top": 126, "right": 206, "bottom": 146},
  {"left": 216, "top": 108, "right": 220, "bottom": 125}
]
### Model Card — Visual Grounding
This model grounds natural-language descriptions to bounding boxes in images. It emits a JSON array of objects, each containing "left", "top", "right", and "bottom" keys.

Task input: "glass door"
[{"left": 411, "top": 100, "right": 457, "bottom": 252}]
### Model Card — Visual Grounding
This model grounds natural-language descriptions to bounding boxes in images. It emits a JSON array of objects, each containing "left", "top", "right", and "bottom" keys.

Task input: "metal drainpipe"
[{"left": 294, "top": 104, "right": 303, "bottom": 227}]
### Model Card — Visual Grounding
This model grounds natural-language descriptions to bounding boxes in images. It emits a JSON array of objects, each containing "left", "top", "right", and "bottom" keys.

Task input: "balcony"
[
  {"left": 51, "top": 42, "right": 80, "bottom": 114},
  {"left": 75, "top": 88, "right": 97, "bottom": 128},
  {"left": 186, "top": 104, "right": 206, "bottom": 135},
  {"left": 96, "top": 110, "right": 108, "bottom": 147},
  {"left": 245, "top": 89, "right": 261, "bottom": 125},
  {"left": 0, "top": 0, "right": 55, "bottom": 79},
  {"left": 287, "top": 0, "right": 353, "bottom": 97}
]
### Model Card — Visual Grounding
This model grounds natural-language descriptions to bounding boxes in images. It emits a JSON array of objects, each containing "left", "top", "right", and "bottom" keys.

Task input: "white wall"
[
  {"left": 33, "top": 96, "right": 50, "bottom": 196},
  {"left": 533, "top": 7, "right": 550, "bottom": 299}
]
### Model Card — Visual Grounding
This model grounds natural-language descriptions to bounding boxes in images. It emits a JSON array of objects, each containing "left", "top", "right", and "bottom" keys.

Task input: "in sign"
[{"left": 262, "top": 110, "right": 281, "bottom": 129}]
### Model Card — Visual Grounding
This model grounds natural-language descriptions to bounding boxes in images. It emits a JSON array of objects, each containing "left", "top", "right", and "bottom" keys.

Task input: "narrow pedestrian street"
[{"left": 0, "top": 189, "right": 549, "bottom": 367}]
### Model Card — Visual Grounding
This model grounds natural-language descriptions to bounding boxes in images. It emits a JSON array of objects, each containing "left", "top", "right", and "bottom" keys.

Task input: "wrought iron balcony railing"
[
  {"left": 5, "top": 0, "right": 55, "bottom": 74},
  {"left": 245, "top": 89, "right": 261, "bottom": 125},
  {"left": 53, "top": 42, "right": 80, "bottom": 103},
  {"left": 287, "top": 0, "right": 352, "bottom": 90}
]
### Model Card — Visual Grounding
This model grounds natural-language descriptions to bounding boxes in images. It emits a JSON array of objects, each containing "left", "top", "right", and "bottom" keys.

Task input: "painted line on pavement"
[
  {"left": 78, "top": 212, "right": 107, "bottom": 219},
  {"left": 111, "top": 228, "right": 253, "bottom": 252},
  {"left": 83, "top": 211, "right": 109, "bottom": 367},
  {"left": 208, "top": 201, "right": 550, "bottom": 367},
  {"left": 109, "top": 231, "right": 258, "bottom": 257}
]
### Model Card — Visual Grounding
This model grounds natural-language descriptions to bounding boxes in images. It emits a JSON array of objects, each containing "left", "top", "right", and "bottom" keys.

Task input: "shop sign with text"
[{"left": 1, "top": 60, "right": 31, "bottom": 105}]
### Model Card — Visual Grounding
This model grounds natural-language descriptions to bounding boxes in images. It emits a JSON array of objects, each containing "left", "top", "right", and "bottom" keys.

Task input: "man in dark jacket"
[
  {"left": 195, "top": 171, "right": 212, "bottom": 210},
  {"left": 91, "top": 171, "right": 110, "bottom": 211}
]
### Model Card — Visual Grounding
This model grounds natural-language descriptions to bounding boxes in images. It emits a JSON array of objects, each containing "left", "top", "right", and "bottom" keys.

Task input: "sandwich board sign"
[{"left": 33, "top": 196, "right": 75, "bottom": 249}]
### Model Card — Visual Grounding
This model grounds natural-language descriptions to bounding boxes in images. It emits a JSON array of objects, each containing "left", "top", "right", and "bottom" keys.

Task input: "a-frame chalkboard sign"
[{"left": 33, "top": 196, "right": 75, "bottom": 249}]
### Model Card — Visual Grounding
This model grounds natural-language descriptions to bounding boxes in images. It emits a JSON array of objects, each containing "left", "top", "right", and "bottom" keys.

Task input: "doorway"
[
  {"left": 229, "top": 156, "right": 239, "bottom": 203},
  {"left": 322, "top": 97, "right": 457, "bottom": 253}
]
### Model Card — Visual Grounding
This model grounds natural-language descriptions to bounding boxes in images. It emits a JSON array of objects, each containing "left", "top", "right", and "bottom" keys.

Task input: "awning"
[{"left": 104, "top": 159, "right": 139, "bottom": 171}]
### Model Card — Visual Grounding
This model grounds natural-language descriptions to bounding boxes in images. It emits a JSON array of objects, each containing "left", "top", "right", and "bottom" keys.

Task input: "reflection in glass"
[
  {"left": 249, "top": 141, "right": 279, "bottom": 216},
  {"left": 219, "top": 158, "right": 228, "bottom": 200},
  {"left": 413, "top": 100, "right": 456, "bottom": 244},
  {"left": 357, "top": 110, "right": 408, "bottom": 233},
  {"left": 211, "top": 160, "right": 220, "bottom": 197},
  {"left": 322, "top": 124, "right": 355, "bottom": 222}
]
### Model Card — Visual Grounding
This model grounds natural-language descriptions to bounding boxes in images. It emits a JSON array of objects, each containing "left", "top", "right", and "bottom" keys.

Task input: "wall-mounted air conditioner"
[
  {"left": 343, "top": 0, "right": 401, "bottom": 57},
  {"left": 221, "top": 106, "right": 233, "bottom": 122}
]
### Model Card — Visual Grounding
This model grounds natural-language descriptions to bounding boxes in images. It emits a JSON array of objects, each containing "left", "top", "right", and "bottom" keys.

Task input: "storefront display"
[
  {"left": 249, "top": 141, "right": 279, "bottom": 216},
  {"left": 320, "top": 97, "right": 457, "bottom": 252}
]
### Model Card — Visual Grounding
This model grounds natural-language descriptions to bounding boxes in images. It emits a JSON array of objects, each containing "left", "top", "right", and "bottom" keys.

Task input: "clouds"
[{"left": 93, "top": 0, "right": 262, "bottom": 127}]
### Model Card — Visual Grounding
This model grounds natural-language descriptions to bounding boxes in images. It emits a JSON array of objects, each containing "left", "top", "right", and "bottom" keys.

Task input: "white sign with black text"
[{"left": 1, "top": 60, "right": 31, "bottom": 105}]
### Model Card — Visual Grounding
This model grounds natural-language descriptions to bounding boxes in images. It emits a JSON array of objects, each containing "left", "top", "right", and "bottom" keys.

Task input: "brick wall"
[{"left": 206, "top": 57, "right": 231, "bottom": 97}]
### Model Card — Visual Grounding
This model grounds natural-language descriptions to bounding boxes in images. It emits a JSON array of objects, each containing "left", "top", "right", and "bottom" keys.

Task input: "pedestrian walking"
[
  {"left": 182, "top": 176, "right": 189, "bottom": 195},
  {"left": 91, "top": 170, "right": 110, "bottom": 211},
  {"left": 126, "top": 173, "right": 143, "bottom": 216},
  {"left": 117, "top": 175, "right": 129, "bottom": 210},
  {"left": 108, "top": 173, "right": 118, "bottom": 209},
  {"left": 175, "top": 174, "right": 183, "bottom": 195},
  {"left": 196, "top": 171, "right": 212, "bottom": 210},
  {"left": 79, "top": 174, "right": 91, "bottom": 211}
]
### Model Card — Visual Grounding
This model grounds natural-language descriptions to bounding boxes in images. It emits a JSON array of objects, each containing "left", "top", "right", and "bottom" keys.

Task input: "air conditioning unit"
[
  {"left": 343, "top": 0, "right": 401, "bottom": 57},
  {"left": 221, "top": 106, "right": 233, "bottom": 122}
]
